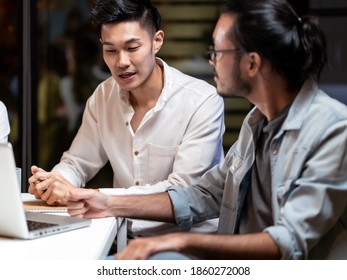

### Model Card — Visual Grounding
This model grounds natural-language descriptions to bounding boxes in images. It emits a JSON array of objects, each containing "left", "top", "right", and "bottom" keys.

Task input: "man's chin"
[{"left": 217, "top": 90, "right": 238, "bottom": 98}]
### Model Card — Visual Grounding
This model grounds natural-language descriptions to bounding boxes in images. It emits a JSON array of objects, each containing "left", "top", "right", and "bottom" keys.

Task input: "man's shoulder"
[
  {"left": 160, "top": 59, "right": 215, "bottom": 91},
  {"left": 0, "top": 101, "right": 6, "bottom": 112},
  {"left": 92, "top": 76, "right": 118, "bottom": 96},
  {"left": 98, "top": 76, "right": 116, "bottom": 89},
  {"left": 87, "top": 76, "right": 121, "bottom": 106},
  {"left": 167, "top": 66, "right": 217, "bottom": 98},
  {"left": 313, "top": 89, "right": 347, "bottom": 120},
  {"left": 289, "top": 82, "right": 347, "bottom": 128},
  {"left": 290, "top": 89, "right": 347, "bottom": 140}
]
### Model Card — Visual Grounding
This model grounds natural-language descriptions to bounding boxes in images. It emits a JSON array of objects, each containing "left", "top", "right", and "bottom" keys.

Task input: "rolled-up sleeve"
[
  {"left": 168, "top": 187, "right": 194, "bottom": 231},
  {"left": 167, "top": 163, "right": 226, "bottom": 231},
  {"left": 265, "top": 225, "right": 303, "bottom": 259},
  {"left": 266, "top": 119, "right": 347, "bottom": 259}
]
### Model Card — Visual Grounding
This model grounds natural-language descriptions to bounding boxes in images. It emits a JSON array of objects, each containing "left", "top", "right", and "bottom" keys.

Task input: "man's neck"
[
  {"left": 250, "top": 75, "right": 299, "bottom": 121},
  {"left": 129, "top": 62, "right": 164, "bottom": 133},
  {"left": 130, "top": 63, "right": 164, "bottom": 110}
]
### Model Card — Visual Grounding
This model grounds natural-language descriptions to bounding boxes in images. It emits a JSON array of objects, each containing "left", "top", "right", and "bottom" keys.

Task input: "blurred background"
[{"left": 0, "top": 0, "right": 346, "bottom": 192}]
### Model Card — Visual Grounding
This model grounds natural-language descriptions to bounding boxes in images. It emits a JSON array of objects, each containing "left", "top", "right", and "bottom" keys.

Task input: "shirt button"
[
  {"left": 125, "top": 121, "right": 129, "bottom": 126},
  {"left": 134, "top": 151, "right": 139, "bottom": 156},
  {"left": 272, "top": 149, "right": 278, "bottom": 155},
  {"left": 135, "top": 181, "right": 140, "bottom": 186}
]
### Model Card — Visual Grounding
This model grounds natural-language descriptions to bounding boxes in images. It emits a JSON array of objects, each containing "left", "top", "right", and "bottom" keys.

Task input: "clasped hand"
[{"left": 28, "top": 165, "right": 75, "bottom": 205}]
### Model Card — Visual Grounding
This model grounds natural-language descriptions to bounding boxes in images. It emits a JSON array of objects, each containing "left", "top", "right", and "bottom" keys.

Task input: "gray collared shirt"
[{"left": 168, "top": 80, "right": 347, "bottom": 259}]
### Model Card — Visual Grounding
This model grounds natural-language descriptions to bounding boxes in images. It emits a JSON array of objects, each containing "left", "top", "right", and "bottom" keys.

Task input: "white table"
[{"left": 0, "top": 194, "right": 127, "bottom": 260}]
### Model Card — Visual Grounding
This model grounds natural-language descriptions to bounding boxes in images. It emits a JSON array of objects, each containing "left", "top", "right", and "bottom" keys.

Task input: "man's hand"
[
  {"left": 28, "top": 165, "right": 76, "bottom": 205},
  {"left": 66, "top": 188, "right": 112, "bottom": 218},
  {"left": 115, "top": 233, "right": 186, "bottom": 260}
]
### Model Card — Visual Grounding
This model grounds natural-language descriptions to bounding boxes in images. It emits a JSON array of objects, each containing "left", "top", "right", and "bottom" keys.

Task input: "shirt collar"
[
  {"left": 282, "top": 79, "right": 318, "bottom": 131},
  {"left": 245, "top": 79, "right": 318, "bottom": 136}
]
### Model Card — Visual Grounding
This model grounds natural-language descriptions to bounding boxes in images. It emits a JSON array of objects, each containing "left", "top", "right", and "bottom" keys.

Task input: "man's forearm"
[
  {"left": 108, "top": 192, "right": 176, "bottom": 223},
  {"left": 180, "top": 232, "right": 281, "bottom": 260}
]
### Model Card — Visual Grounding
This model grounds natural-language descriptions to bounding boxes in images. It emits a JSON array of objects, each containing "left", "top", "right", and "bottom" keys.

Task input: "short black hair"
[{"left": 90, "top": 0, "right": 162, "bottom": 37}]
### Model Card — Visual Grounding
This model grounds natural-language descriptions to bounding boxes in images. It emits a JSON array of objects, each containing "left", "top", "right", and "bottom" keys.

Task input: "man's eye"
[
  {"left": 128, "top": 46, "right": 139, "bottom": 52},
  {"left": 105, "top": 49, "right": 116, "bottom": 53}
]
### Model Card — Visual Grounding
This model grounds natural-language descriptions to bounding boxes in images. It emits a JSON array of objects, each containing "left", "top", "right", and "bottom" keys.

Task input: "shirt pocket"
[
  {"left": 275, "top": 146, "right": 311, "bottom": 205},
  {"left": 148, "top": 144, "right": 179, "bottom": 184}
]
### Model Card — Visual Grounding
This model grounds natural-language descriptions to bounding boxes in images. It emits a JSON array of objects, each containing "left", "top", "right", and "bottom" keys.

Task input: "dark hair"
[
  {"left": 223, "top": 0, "right": 327, "bottom": 90},
  {"left": 90, "top": 0, "right": 162, "bottom": 36}
]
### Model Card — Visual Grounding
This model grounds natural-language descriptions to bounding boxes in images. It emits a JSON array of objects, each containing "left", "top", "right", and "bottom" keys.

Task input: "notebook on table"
[
  {"left": 0, "top": 143, "right": 91, "bottom": 239},
  {"left": 23, "top": 196, "right": 68, "bottom": 213}
]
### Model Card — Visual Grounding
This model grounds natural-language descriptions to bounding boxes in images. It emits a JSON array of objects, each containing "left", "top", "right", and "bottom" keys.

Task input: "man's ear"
[
  {"left": 246, "top": 52, "right": 261, "bottom": 77},
  {"left": 153, "top": 30, "right": 164, "bottom": 54}
]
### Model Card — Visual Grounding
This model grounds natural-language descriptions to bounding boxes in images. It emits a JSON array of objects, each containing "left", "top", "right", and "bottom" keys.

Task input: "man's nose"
[{"left": 116, "top": 51, "right": 130, "bottom": 67}]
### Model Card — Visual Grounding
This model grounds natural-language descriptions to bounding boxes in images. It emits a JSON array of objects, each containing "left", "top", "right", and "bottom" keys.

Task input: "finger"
[
  {"left": 28, "top": 171, "right": 46, "bottom": 186},
  {"left": 40, "top": 186, "right": 53, "bottom": 203},
  {"left": 46, "top": 193, "right": 62, "bottom": 205},
  {"left": 116, "top": 248, "right": 147, "bottom": 260},
  {"left": 34, "top": 180, "right": 50, "bottom": 197},
  {"left": 32, "top": 171, "right": 50, "bottom": 182},
  {"left": 116, "top": 239, "right": 151, "bottom": 260},
  {"left": 31, "top": 165, "right": 45, "bottom": 174},
  {"left": 30, "top": 165, "right": 39, "bottom": 175},
  {"left": 48, "top": 184, "right": 70, "bottom": 205},
  {"left": 56, "top": 197, "right": 67, "bottom": 205},
  {"left": 68, "top": 209, "right": 86, "bottom": 218},
  {"left": 67, "top": 203, "right": 88, "bottom": 217},
  {"left": 66, "top": 200, "right": 85, "bottom": 210},
  {"left": 67, "top": 188, "right": 97, "bottom": 202},
  {"left": 40, "top": 178, "right": 68, "bottom": 205},
  {"left": 28, "top": 184, "right": 36, "bottom": 195},
  {"left": 28, "top": 176, "right": 49, "bottom": 197},
  {"left": 28, "top": 174, "right": 38, "bottom": 185},
  {"left": 29, "top": 187, "right": 42, "bottom": 200}
]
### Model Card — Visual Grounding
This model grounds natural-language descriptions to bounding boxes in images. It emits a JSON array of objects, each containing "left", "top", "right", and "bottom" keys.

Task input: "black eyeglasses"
[{"left": 207, "top": 46, "right": 244, "bottom": 62}]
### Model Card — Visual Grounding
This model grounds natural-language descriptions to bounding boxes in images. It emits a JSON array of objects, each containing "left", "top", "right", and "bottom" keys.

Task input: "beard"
[{"left": 217, "top": 55, "right": 251, "bottom": 98}]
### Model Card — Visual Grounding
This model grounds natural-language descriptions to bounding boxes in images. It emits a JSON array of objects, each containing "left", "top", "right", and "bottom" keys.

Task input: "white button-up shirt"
[
  {"left": 0, "top": 101, "right": 10, "bottom": 143},
  {"left": 53, "top": 58, "right": 225, "bottom": 236}
]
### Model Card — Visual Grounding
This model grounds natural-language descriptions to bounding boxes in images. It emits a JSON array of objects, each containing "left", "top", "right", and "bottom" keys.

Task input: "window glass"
[
  {"left": 35, "top": 0, "right": 110, "bottom": 171},
  {"left": 0, "top": 0, "right": 22, "bottom": 162}
]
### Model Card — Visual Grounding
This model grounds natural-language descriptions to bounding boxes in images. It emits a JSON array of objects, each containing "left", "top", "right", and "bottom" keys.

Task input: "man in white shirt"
[
  {"left": 0, "top": 101, "right": 10, "bottom": 143},
  {"left": 28, "top": 0, "right": 224, "bottom": 236}
]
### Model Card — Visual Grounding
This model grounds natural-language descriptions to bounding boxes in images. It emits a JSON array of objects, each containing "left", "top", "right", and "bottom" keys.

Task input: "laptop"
[{"left": 0, "top": 143, "right": 91, "bottom": 239}]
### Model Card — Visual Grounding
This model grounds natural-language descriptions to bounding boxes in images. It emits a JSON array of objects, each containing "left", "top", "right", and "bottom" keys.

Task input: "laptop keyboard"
[{"left": 27, "top": 220, "right": 58, "bottom": 231}]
